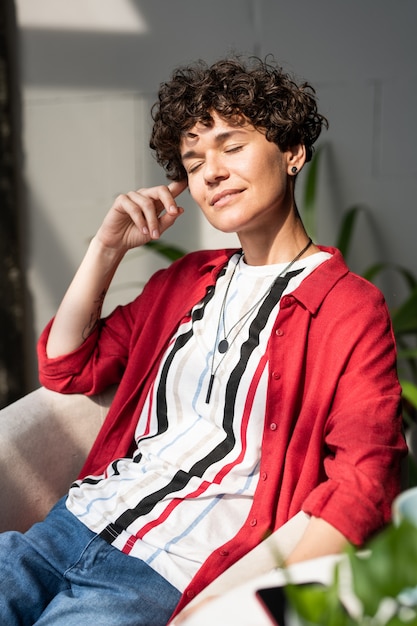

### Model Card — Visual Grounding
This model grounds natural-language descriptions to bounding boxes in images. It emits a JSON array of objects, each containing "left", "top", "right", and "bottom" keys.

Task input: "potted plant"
[
  {"left": 284, "top": 515, "right": 417, "bottom": 625},
  {"left": 300, "top": 146, "right": 417, "bottom": 485}
]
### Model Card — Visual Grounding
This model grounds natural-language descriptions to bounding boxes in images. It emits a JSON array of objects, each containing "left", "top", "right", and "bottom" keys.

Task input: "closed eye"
[
  {"left": 225, "top": 144, "right": 244, "bottom": 154},
  {"left": 185, "top": 144, "right": 245, "bottom": 174},
  {"left": 187, "top": 161, "right": 203, "bottom": 174}
]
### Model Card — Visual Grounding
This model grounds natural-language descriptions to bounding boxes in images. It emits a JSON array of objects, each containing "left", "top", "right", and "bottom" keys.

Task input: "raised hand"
[
  {"left": 46, "top": 179, "right": 188, "bottom": 358},
  {"left": 96, "top": 180, "right": 187, "bottom": 252}
]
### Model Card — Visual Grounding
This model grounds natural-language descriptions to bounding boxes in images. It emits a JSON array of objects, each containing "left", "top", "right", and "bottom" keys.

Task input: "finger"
[
  {"left": 146, "top": 180, "right": 187, "bottom": 218},
  {"left": 128, "top": 181, "right": 187, "bottom": 239},
  {"left": 159, "top": 205, "right": 185, "bottom": 235},
  {"left": 159, "top": 180, "right": 188, "bottom": 223},
  {"left": 127, "top": 190, "right": 165, "bottom": 238},
  {"left": 168, "top": 178, "right": 188, "bottom": 199},
  {"left": 136, "top": 183, "right": 186, "bottom": 237},
  {"left": 115, "top": 193, "right": 155, "bottom": 238}
]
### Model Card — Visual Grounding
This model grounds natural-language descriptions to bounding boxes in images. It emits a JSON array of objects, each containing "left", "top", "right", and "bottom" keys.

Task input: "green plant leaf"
[
  {"left": 397, "top": 348, "right": 417, "bottom": 360},
  {"left": 401, "top": 380, "right": 417, "bottom": 410},
  {"left": 362, "top": 263, "right": 417, "bottom": 292},
  {"left": 336, "top": 206, "right": 364, "bottom": 259},
  {"left": 386, "top": 615, "right": 417, "bottom": 626},
  {"left": 395, "top": 267, "right": 417, "bottom": 291},
  {"left": 286, "top": 580, "right": 352, "bottom": 625},
  {"left": 361, "top": 262, "right": 388, "bottom": 283},
  {"left": 392, "top": 288, "right": 417, "bottom": 335},
  {"left": 286, "top": 524, "right": 417, "bottom": 624},
  {"left": 144, "top": 241, "right": 186, "bottom": 262},
  {"left": 349, "top": 521, "right": 417, "bottom": 616}
]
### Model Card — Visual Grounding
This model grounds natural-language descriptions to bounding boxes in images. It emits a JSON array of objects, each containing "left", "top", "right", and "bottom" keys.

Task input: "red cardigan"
[{"left": 38, "top": 246, "right": 406, "bottom": 614}]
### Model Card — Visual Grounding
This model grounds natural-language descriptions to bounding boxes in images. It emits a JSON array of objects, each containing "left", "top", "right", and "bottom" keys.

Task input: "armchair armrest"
[{"left": 0, "top": 386, "right": 116, "bottom": 532}]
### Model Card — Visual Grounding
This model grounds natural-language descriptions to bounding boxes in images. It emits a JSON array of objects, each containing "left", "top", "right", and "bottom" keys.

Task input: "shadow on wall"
[{"left": 17, "top": 0, "right": 255, "bottom": 91}]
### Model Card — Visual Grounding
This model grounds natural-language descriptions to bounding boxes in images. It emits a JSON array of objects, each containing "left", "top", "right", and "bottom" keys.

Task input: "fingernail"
[
  {"left": 168, "top": 204, "right": 178, "bottom": 214},
  {"left": 152, "top": 229, "right": 159, "bottom": 239},
  {"left": 142, "top": 226, "right": 149, "bottom": 235}
]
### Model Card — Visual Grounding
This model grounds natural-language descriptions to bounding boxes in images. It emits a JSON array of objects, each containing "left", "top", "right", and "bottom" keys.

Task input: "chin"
[{"left": 205, "top": 214, "right": 246, "bottom": 235}]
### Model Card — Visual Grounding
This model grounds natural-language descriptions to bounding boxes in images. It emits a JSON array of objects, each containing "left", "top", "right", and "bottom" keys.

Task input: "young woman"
[{"left": 0, "top": 56, "right": 406, "bottom": 626}]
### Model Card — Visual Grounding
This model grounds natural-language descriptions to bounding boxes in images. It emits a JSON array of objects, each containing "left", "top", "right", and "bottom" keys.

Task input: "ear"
[{"left": 286, "top": 144, "right": 306, "bottom": 176}]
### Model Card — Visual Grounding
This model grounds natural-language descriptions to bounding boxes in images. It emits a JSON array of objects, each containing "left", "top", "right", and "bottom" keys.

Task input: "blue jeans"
[{"left": 0, "top": 497, "right": 181, "bottom": 625}]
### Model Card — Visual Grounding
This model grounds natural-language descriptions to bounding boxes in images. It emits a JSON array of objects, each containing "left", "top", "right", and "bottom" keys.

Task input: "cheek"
[{"left": 187, "top": 179, "right": 205, "bottom": 205}]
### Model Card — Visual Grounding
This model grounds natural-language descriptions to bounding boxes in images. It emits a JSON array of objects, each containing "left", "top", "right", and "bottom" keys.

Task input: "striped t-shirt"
[{"left": 67, "top": 251, "right": 330, "bottom": 591}]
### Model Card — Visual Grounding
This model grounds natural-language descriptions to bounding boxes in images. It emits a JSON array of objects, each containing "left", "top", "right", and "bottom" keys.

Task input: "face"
[{"left": 180, "top": 112, "right": 299, "bottom": 239}]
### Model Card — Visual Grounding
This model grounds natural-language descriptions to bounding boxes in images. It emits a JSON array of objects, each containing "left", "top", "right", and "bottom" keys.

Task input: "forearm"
[
  {"left": 284, "top": 516, "right": 348, "bottom": 566},
  {"left": 46, "top": 236, "right": 125, "bottom": 358},
  {"left": 46, "top": 182, "right": 186, "bottom": 358}
]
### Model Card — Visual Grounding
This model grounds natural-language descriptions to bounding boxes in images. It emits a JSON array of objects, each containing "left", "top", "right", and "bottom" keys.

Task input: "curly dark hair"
[{"left": 150, "top": 56, "right": 328, "bottom": 181}]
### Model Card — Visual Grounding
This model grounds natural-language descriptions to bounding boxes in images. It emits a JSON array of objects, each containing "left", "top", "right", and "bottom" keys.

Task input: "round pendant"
[{"left": 218, "top": 339, "right": 229, "bottom": 353}]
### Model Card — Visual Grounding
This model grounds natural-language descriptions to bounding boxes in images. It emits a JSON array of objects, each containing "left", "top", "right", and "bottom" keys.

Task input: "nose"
[{"left": 203, "top": 153, "right": 229, "bottom": 184}]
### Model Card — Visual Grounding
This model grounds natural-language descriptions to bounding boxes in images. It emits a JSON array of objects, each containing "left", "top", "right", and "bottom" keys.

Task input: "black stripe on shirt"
[{"left": 100, "top": 267, "right": 302, "bottom": 541}]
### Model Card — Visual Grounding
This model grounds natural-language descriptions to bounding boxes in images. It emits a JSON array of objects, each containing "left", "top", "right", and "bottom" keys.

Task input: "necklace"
[{"left": 205, "top": 238, "right": 313, "bottom": 403}]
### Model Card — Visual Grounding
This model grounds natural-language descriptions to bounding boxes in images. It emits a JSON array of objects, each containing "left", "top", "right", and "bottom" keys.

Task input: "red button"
[{"left": 270, "top": 423, "right": 277, "bottom": 431}]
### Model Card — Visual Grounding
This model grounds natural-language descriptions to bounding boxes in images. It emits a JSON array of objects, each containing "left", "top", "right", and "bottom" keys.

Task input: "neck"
[{"left": 239, "top": 222, "right": 317, "bottom": 266}]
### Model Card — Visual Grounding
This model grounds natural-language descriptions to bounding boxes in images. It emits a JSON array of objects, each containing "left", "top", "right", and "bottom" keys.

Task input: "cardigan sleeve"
[
  {"left": 36, "top": 250, "right": 227, "bottom": 397},
  {"left": 300, "top": 279, "right": 406, "bottom": 544},
  {"left": 37, "top": 262, "right": 174, "bottom": 396},
  {"left": 37, "top": 300, "right": 138, "bottom": 395}
]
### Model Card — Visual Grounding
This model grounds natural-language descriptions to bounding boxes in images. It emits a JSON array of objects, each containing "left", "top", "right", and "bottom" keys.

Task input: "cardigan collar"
[
  {"left": 288, "top": 246, "right": 350, "bottom": 315},
  {"left": 194, "top": 245, "right": 349, "bottom": 316}
]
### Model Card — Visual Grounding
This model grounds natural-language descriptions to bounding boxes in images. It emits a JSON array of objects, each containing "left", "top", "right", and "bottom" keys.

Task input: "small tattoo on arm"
[{"left": 82, "top": 290, "right": 107, "bottom": 340}]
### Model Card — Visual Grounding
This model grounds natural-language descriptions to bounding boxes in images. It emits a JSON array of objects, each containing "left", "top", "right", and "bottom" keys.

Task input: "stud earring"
[{"left": 291, "top": 166, "right": 298, "bottom": 174}]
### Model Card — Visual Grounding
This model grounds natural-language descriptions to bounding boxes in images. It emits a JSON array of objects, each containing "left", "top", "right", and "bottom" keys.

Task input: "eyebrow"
[{"left": 181, "top": 129, "right": 248, "bottom": 161}]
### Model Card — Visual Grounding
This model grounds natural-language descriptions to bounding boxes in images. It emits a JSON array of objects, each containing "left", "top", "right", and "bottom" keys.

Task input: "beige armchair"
[
  {"left": 1, "top": 383, "right": 412, "bottom": 535},
  {"left": 0, "top": 384, "right": 312, "bottom": 607},
  {"left": 0, "top": 385, "right": 116, "bottom": 533},
  {"left": 1, "top": 384, "right": 414, "bottom": 625}
]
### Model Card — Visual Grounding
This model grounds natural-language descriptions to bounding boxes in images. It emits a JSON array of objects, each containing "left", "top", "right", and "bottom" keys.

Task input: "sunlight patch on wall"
[{"left": 16, "top": 0, "right": 148, "bottom": 33}]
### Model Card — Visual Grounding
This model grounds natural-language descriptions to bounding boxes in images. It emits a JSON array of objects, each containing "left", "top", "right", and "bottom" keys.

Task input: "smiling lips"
[{"left": 209, "top": 189, "right": 243, "bottom": 207}]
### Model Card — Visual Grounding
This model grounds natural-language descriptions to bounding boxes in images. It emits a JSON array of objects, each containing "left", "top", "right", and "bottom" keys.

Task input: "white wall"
[{"left": 15, "top": 0, "right": 417, "bottom": 387}]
